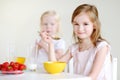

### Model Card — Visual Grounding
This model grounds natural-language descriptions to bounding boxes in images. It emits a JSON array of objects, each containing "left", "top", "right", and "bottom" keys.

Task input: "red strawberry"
[
  {"left": 7, "top": 66, "right": 13, "bottom": 71},
  {"left": 2, "top": 62, "right": 9, "bottom": 68},
  {"left": 13, "top": 62, "right": 19, "bottom": 70},
  {"left": 1, "top": 67, "right": 7, "bottom": 71},
  {"left": 0, "top": 64, "right": 2, "bottom": 70},
  {"left": 10, "top": 61, "right": 15, "bottom": 67},
  {"left": 19, "top": 64, "right": 26, "bottom": 70}
]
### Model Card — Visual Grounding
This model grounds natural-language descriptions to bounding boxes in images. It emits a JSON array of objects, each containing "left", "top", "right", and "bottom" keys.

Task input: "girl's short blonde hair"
[{"left": 40, "top": 10, "right": 60, "bottom": 35}]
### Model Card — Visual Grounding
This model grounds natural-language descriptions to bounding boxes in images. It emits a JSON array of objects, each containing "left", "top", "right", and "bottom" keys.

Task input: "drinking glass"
[
  {"left": 16, "top": 57, "right": 26, "bottom": 64},
  {"left": 27, "top": 45, "right": 38, "bottom": 71}
]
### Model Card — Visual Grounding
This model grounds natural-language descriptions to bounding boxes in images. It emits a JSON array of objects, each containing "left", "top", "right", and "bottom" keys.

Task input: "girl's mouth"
[{"left": 46, "top": 31, "right": 50, "bottom": 33}]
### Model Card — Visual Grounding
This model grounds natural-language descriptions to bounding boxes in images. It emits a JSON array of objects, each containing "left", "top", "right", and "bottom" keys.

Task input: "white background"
[{"left": 0, "top": 0, "right": 119, "bottom": 79}]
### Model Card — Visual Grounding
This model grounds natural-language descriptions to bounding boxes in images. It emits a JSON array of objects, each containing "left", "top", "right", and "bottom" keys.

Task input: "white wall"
[{"left": 0, "top": 0, "right": 119, "bottom": 79}]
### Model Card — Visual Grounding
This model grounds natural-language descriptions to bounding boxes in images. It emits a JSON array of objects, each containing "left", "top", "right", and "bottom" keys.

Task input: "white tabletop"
[{"left": 0, "top": 71, "right": 91, "bottom": 80}]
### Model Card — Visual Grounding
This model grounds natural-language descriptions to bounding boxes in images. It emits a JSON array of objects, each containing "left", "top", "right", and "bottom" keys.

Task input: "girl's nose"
[
  {"left": 78, "top": 25, "right": 84, "bottom": 31},
  {"left": 46, "top": 24, "right": 51, "bottom": 28}
]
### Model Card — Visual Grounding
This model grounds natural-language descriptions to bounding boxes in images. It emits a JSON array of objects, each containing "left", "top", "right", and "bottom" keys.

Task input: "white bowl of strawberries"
[{"left": 0, "top": 61, "right": 26, "bottom": 74}]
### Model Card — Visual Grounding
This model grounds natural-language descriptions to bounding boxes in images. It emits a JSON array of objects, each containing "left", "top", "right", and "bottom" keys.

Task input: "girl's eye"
[
  {"left": 43, "top": 23, "right": 48, "bottom": 26},
  {"left": 50, "top": 23, "right": 54, "bottom": 26},
  {"left": 73, "top": 23, "right": 79, "bottom": 26},
  {"left": 84, "top": 23, "right": 88, "bottom": 25}
]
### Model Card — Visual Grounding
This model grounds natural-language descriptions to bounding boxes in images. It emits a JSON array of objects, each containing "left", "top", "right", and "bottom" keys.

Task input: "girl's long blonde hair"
[{"left": 71, "top": 4, "right": 105, "bottom": 46}]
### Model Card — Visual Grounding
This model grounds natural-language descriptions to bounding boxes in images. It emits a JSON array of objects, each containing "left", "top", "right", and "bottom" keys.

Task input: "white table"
[{"left": 0, "top": 71, "right": 91, "bottom": 80}]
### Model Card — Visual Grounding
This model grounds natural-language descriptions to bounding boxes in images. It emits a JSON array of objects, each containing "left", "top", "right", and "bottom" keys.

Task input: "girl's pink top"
[{"left": 69, "top": 41, "right": 112, "bottom": 80}]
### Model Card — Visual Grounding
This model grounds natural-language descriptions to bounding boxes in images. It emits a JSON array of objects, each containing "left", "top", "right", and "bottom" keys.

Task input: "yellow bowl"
[{"left": 44, "top": 61, "right": 66, "bottom": 74}]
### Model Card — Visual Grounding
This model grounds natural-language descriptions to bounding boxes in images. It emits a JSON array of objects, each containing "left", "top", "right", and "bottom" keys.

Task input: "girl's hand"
[
  {"left": 36, "top": 31, "right": 54, "bottom": 55},
  {"left": 40, "top": 31, "right": 53, "bottom": 44}
]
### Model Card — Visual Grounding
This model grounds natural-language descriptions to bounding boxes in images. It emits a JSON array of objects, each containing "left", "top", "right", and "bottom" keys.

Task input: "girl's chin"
[{"left": 78, "top": 36, "right": 87, "bottom": 39}]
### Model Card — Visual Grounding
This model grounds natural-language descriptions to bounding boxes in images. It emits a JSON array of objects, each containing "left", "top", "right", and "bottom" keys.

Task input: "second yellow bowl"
[{"left": 44, "top": 61, "right": 66, "bottom": 74}]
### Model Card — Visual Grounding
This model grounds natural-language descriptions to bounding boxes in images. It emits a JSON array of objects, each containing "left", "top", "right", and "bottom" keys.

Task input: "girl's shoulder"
[
  {"left": 70, "top": 43, "right": 78, "bottom": 47},
  {"left": 96, "top": 41, "right": 111, "bottom": 50},
  {"left": 69, "top": 43, "right": 79, "bottom": 52}
]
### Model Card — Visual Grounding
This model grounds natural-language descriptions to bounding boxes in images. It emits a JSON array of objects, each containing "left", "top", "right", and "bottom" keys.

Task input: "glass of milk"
[{"left": 27, "top": 45, "right": 38, "bottom": 71}]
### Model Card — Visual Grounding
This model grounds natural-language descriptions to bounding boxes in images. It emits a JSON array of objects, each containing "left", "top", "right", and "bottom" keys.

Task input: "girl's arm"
[
  {"left": 48, "top": 42, "right": 56, "bottom": 61},
  {"left": 49, "top": 44, "right": 72, "bottom": 63},
  {"left": 55, "top": 49, "right": 65, "bottom": 60},
  {"left": 37, "top": 31, "right": 51, "bottom": 53},
  {"left": 88, "top": 45, "right": 109, "bottom": 80},
  {"left": 40, "top": 31, "right": 72, "bottom": 62},
  {"left": 58, "top": 49, "right": 72, "bottom": 63},
  {"left": 37, "top": 40, "right": 49, "bottom": 53}
]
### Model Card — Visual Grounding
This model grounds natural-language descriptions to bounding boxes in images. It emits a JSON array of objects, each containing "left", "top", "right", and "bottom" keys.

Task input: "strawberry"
[
  {"left": 1, "top": 67, "right": 7, "bottom": 71},
  {"left": 0, "top": 64, "right": 2, "bottom": 70},
  {"left": 7, "top": 66, "right": 14, "bottom": 71},
  {"left": 2, "top": 62, "right": 9, "bottom": 68},
  {"left": 13, "top": 63, "right": 19, "bottom": 70},
  {"left": 19, "top": 64, "right": 26, "bottom": 70},
  {"left": 10, "top": 61, "right": 15, "bottom": 66}
]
